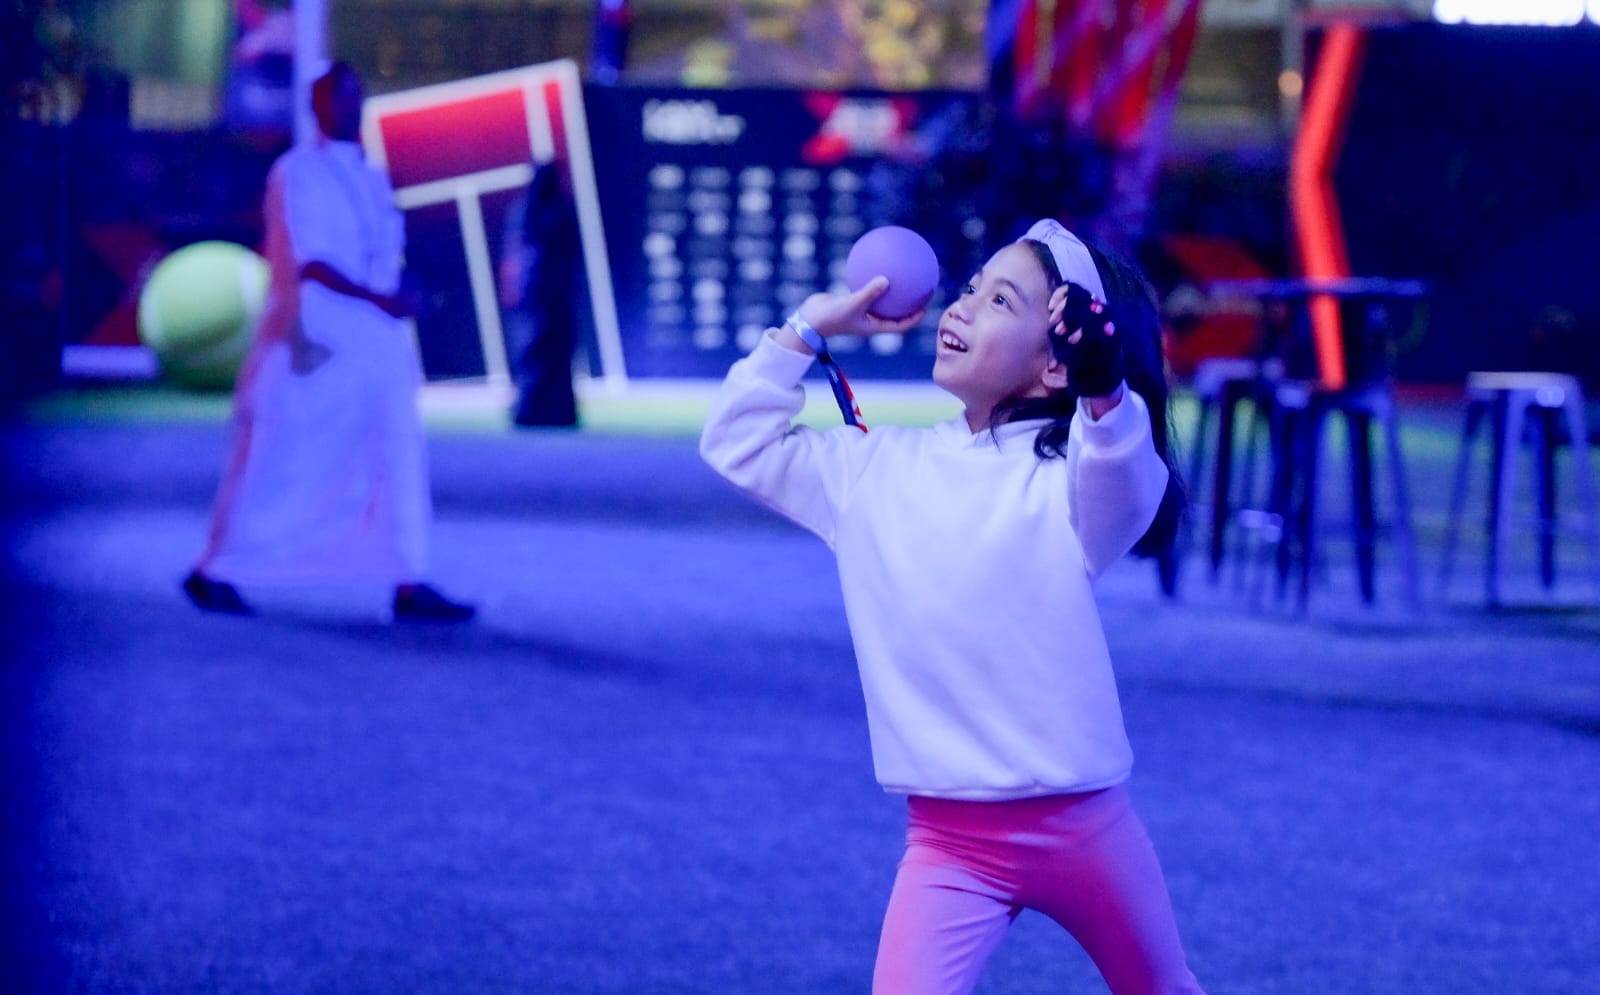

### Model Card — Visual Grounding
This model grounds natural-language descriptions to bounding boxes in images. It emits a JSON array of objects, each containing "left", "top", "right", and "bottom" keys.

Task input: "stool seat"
[
  {"left": 1192, "top": 357, "right": 1271, "bottom": 397},
  {"left": 1441, "top": 371, "right": 1600, "bottom": 606},
  {"left": 1467, "top": 370, "right": 1583, "bottom": 398}
]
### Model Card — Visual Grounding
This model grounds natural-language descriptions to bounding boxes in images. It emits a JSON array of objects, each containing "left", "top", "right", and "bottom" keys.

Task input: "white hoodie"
[{"left": 700, "top": 334, "right": 1170, "bottom": 800}]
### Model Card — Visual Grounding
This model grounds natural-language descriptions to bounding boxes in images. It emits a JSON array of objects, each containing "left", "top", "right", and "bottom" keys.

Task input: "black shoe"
[
  {"left": 182, "top": 570, "right": 252, "bottom": 615},
  {"left": 393, "top": 583, "right": 476, "bottom": 623}
]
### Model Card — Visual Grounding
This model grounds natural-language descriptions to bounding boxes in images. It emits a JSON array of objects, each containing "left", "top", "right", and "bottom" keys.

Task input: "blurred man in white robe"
[{"left": 184, "top": 62, "right": 473, "bottom": 622}]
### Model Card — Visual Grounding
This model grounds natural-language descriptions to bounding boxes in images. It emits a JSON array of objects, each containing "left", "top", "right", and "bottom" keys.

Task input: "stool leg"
[
  {"left": 1489, "top": 395, "right": 1526, "bottom": 608},
  {"left": 1187, "top": 393, "right": 1215, "bottom": 546},
  {"left": 1231, "top": 395, "right": 1268, "bottom": 595},
  {"left": 1381, "top": 395, "right": 1422, "bottom": 611},
  {"left": 1558, "top": 396, "right": 1600, "bottom": 604},
  {"left": 1348, "top": 408, "right": 1377, "bottom": 603},
  {"left": 1210, "top": 391, "right": 1239, "bottom": 580},
  {"left": 1533, "top": 409, "right": 1558, "bottom": 589},
  {"left": 1271, "top": 404, "right": 1301, "bottom": 603},
  {"left": 1187, "top": 397, "right": 1212, "bottom": 486},
  {"left": 1242, "top": 396, "right": 1280, "bottom": 608},
  {"left": 1439, "top": 400, "right": 1486, "bottom": 595},
  {"left": 1157, "top": 544, "right": 1179, "bottom": 597},
  {"left": 1296, "top": 404, "right": 1327, "bottom": 613}
]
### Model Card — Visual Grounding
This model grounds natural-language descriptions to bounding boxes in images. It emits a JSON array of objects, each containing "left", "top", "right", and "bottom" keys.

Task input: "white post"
[{"left": 293, "top": 0, "right": 328, "bottom": 143}]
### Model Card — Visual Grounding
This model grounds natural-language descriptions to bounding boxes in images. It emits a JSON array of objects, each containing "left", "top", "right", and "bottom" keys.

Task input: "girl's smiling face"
[{"left": 933, "top": 242, "right": 1062, "bottom": 432}]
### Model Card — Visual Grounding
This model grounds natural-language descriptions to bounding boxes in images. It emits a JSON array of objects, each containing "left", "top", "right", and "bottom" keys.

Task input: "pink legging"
[{"left": 873, "top": 786, "right": 1205, "bottom": 995}]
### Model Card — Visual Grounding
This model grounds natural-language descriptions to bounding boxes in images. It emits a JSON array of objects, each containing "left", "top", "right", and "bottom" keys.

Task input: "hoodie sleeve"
[
  {"left": 699, "top": 333, "right": 872, "bottom": 546},
  {"left": 1065, "top": 387, "right": 1170, "bottom": 578}
]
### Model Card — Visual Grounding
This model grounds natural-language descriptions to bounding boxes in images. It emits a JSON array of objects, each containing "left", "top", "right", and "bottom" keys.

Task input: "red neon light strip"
[{"left": 1290, "top": 24, "right": 1365, "bottom": 390}]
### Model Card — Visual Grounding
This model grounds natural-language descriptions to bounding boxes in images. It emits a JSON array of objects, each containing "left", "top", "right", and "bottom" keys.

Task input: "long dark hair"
[{"left": 990, "top": 238, "right": 1185, "bottom": 559}]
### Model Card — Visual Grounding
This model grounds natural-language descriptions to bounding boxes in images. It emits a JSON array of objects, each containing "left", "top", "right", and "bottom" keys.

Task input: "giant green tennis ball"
[{"left": 138, "top": 241, "right": 269, "bottom": 391}]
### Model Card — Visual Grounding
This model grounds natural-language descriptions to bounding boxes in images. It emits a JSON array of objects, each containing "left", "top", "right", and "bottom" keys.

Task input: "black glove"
[{"left": 1050, "top": 282, "right": 1124, "bottom": 397}]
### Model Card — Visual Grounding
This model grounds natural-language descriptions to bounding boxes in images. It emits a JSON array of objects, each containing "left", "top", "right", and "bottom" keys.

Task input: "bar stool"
[
  {"left": 1184, "top": 356, "right": 1280, "bottom": 583},
  {"left": 1194, "top": 276, "right": 1428, "bottom": 607},
  {"left": 1265, "top": 379, "right": 1421, "bottom": 611},
  {"left": 1439, "top": 371, "right": 1600, "bottom": 606}
]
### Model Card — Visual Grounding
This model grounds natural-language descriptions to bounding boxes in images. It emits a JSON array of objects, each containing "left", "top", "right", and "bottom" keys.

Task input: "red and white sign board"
[{"left": 361, "top": 59, "right": 624, "bottom": 386}]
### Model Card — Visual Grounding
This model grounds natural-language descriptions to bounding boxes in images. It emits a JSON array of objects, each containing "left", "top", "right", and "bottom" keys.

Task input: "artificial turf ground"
[{"left": 3, "top": 379, "right": 1597, "bottom": 993}]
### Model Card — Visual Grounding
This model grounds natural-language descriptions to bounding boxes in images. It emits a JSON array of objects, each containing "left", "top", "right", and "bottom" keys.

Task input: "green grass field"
[{"left": 25, "top": 376, "right": 1467, "bottom": 470}]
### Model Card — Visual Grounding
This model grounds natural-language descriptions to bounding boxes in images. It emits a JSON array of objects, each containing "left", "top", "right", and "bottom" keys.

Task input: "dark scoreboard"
[{"left": 585, "top": 86, "right": 981, "bottom": 380}]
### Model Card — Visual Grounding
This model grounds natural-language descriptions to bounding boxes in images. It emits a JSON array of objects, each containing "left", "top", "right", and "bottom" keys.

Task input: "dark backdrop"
[{"left": 1338, "top": 22, "right": 1600, "bottom": 388}]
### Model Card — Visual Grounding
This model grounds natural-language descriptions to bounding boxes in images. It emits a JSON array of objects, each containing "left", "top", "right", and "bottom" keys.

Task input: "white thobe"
[{"left": 197, "top": 138, "right": 431, "bottom": 585}]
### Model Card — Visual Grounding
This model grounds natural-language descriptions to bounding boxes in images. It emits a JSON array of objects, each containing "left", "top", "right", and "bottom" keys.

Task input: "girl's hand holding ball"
[{"left": 782, "top": 226, "right": 937, "bottom": 351}]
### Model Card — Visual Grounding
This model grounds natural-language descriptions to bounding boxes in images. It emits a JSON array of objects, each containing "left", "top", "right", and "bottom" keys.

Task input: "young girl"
[{"left": 699, "top": 219, "right": 1203, "bottom": 995}]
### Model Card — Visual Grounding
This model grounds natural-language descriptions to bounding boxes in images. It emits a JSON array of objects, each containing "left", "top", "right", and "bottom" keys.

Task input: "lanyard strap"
[
  {"left": 786, "top": 313, "right": 867, "bottom": 432},
  {"left": 817, "top": 350, "right": 867, "bottom": 432}
]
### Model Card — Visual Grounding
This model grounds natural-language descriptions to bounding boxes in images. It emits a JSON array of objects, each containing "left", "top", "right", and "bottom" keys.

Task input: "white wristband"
[{"left": 785, "top": 312, "right": 827, "bottom": 354}]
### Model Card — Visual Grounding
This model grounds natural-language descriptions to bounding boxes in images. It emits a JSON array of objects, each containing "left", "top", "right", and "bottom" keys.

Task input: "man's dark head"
[{"left": 311, "top": 62, "right": 363, "bottom": 141}]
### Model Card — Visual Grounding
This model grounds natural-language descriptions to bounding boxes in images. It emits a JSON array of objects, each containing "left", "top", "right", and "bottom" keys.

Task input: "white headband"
[{"left": 1023, "top": 219, "right": 1106, "bottom": 303}]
